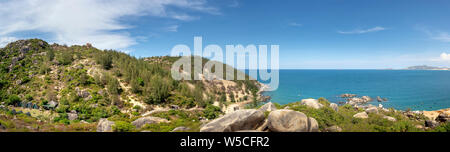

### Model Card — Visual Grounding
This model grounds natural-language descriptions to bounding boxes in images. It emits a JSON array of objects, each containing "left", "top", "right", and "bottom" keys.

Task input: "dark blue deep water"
[{"left": 258, "top": 70, "right": 450, "bottom": 111}]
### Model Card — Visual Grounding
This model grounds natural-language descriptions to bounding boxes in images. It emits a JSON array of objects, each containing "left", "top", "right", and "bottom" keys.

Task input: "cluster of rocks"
[
  {"left": 376, "top": 96, "right": 388, "bottom": 102},
  {"left": 340, "top": 94, "right": 357, "bottom": 98},
  {"left": 341, "top": 94, "right": 389, "bottom": 106},
  {"left": 351, "top": 105, "right": 397, "bottom": 122},
  {"left": 97, "top": 116, "right": 170, "bottom": 132},
  {"left": 200, "top": 102, "right": 320, "bottom": 132},
  {"left": 75, "top": 88, "right": 92, "bottom": 101},
  {"left": 423, "top": 111, "right": 449, "bottom": 129},
  {"left": 346, "top": 96, "right": 373, "bottom": 105}
]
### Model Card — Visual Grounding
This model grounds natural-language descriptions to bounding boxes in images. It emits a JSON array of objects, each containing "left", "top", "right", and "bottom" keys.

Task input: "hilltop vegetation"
[{"left": 0, "top": 39, "right": 261, "bottom": 132}]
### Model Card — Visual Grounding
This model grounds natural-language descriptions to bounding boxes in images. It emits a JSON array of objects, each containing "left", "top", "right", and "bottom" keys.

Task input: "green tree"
[
  {"left": 107, "top": 77, "right": 121, "bottom": 95},
  {"left": 97, "top": 53, "right": 113, "bottom": 70},
  {"left": 47, "top": 49, "right": 55, "bottom": 61},
  {"left": 144, "top": 76, "right": 171, "bottom": 104}
]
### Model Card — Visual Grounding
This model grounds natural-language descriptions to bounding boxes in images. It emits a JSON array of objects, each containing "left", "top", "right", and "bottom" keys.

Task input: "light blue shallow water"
[{"left": 256, "top": 70, "right": 450, "bottom": 111}]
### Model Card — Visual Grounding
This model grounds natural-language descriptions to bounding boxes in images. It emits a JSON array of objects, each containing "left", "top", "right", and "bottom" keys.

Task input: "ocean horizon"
[{"left": 250, "top": 69, "right": 450, "bottom": 111}]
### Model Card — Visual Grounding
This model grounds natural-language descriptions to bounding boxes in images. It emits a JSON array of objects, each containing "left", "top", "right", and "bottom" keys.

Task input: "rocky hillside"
[{"left": 0, "top": 39, "right": 262, "bottom": 132}]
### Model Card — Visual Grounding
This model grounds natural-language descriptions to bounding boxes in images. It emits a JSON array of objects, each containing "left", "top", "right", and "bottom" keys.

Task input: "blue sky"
[{"left": 1, "top": 0, "right": 450, "bottom": 69}]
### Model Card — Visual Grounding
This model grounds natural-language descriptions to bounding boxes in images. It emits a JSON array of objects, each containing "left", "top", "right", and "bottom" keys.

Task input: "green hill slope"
[{"left": 0, "top": 39, "right": 262, "bottom": 132}]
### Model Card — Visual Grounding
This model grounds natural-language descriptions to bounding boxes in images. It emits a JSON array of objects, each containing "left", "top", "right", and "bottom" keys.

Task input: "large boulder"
[
  {"left": 365, "top": 107, "right": 378, "bottom": 114},
  {"left": 97, "top": 118, "right": 115, "bottom": 132},
  {"left": 235, "top": 130, "right": 263, "bottom": 132},
  {"left": 132, "top": 116, "right": 169, "bottom": 128},
  {"left": 259, "top": 102, "right": 277, "bottom": 112},
  {"left": 425, "top": 120, "right": 439, "bottom": 128},
  {"left": 437, "top": 113, "right": 449, "bottom": 123},
  {"left": 325, "top": 125, "right": 342, "bottom": 132},
  {"left": 200, "top": 109, "right": 265, "bottom": 132},
  {"left": 171, "top": 126, "right": 191, "bottom": 132},
  {"left": 353, "top": 112, "right": 369, "bottom": 119},
  {"left": 361, "top": 96, "right": 372, "bottom": 102},
  {"left": 300, "top": 99, "right": 324, "bottom": 109},
  {"left": 330, "top": 103, "right": 339, "bottom": 112},
  {"left": 267, "top": 109, "right": 319, "bottom": 132}
]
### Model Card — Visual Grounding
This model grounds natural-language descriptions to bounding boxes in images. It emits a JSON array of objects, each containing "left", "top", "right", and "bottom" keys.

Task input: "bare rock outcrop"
[
  {"left": 258, "top": 102, "right": 277, "bottom": 112},
  {"left": 97, "top": 118, "right": 115, "bottom": 132},
  {"left": 267, "top": 109, "right": 319, "bottom": 132},
  {"left": 353, "top": 112, "right": 369, "bottom": 119},
  {"left": 200, "top": 109, "right": 265, "bottom": 132},
  {"left": 300, "top": 99, "right": 323, "bottom": 109},
  {"left": 330, "top": 103, "right": 339, "bottom": 112}
]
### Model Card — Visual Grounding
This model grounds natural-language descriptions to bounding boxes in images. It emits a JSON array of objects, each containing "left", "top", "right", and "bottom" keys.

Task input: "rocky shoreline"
[{"left": 198, "top": 93, "right": 450, "bottom": 132}]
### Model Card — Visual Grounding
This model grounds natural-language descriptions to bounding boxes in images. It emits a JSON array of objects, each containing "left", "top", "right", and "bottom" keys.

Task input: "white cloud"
[
  {"left": 0, "top": 37, "right": 18, "bottom": 47},
  {"left": 338, "top": 26, "right": 386, "bottom": 34},
  {"left": 165, "top": 25, "right": 179, "bottom": 32},
  {"left": 440, "top": 52, "right": 450, "bottom": 61},
  {"left": 415, "top": 26, "right": 450, "bottom": 43},
  {"left": 432, "top": 32, "right": 450, "bottom": 42},
  {"left": 0, "top": 0, "right": 218, "bottom": 50},
  {"left": 430, "top": 52, "right": 450, "bottom": 62}
]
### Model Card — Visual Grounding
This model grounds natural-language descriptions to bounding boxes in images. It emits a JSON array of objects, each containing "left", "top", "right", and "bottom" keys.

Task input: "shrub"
[
  {"left": 203, "top": 105, "right": 222, "bottom": 119},
  {"left": 25, "top": 94, "right": 33, "bottom": 101},
  {"left": 433, "top": 122, "right": 450, "bottom": 132},
  {"left": 58, "top": 52, "right": 73, "bottom": 65},
  {"left": 6, "top": 95, "right": 21, "bottom": 106},
  {"left": 112, "top": 121, "right": 135, "bottom": 132}
]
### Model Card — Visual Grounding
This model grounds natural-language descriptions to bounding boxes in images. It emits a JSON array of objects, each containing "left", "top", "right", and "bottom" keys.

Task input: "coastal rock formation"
[
  {"left": 425, "top": 120, "right": 439, "bottom": 128},
  {"left": 361, "top": 96, "right": 372, "bottom": 102},
  {"left": 267, "top": 109, "right": 319, "bottom": 132},
  {"left": 330, "top": 103, "right": 339, "bottom": 112},
  {"left": 383, "top": 116, "right": 397, "bottom": 122},
  {"left": 200, "top": 109, "right": 265, "bottom": 132},
  {"left": 132, "top": 116, "right": 170, "bottom": 128},
  {"left": 259, "top": 102, "right": 277, "bottom": 112},
  {"left": 353, "top": 112, "right": 369, "bottom": 119},
  {"left": 377, "top": 96, "right": 388, "bottom": 102},
  {"left": 365, "top": 107, "right": 378, "bottom": 114},
  {"left": 437, "top": 113, "right": 449, "bottom": 123},
  {"left": 325, "top": 125, "right": 342, "bottom": 132},
  {"left": 346, "top": 96, "right": 373, "bottom": 106},
  {"left": 300, "top": 99, "right": 324, "bottom": 109},
  {"left": 341, "top": 94, "right": 357, "bottom": 98},
  {"left": 97, "top": 118, "right": 115, "bottom": 132}
]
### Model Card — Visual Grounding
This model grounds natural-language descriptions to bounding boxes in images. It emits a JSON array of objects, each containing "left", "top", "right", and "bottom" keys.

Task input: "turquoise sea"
[{"left": 256, "top": 70, "right": 450, "bottom": 111}]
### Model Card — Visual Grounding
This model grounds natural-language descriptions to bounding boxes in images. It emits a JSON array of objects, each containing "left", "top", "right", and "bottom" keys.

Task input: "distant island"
[{"left": 405, "top": 65, "right": 449, "bottom": 70}]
